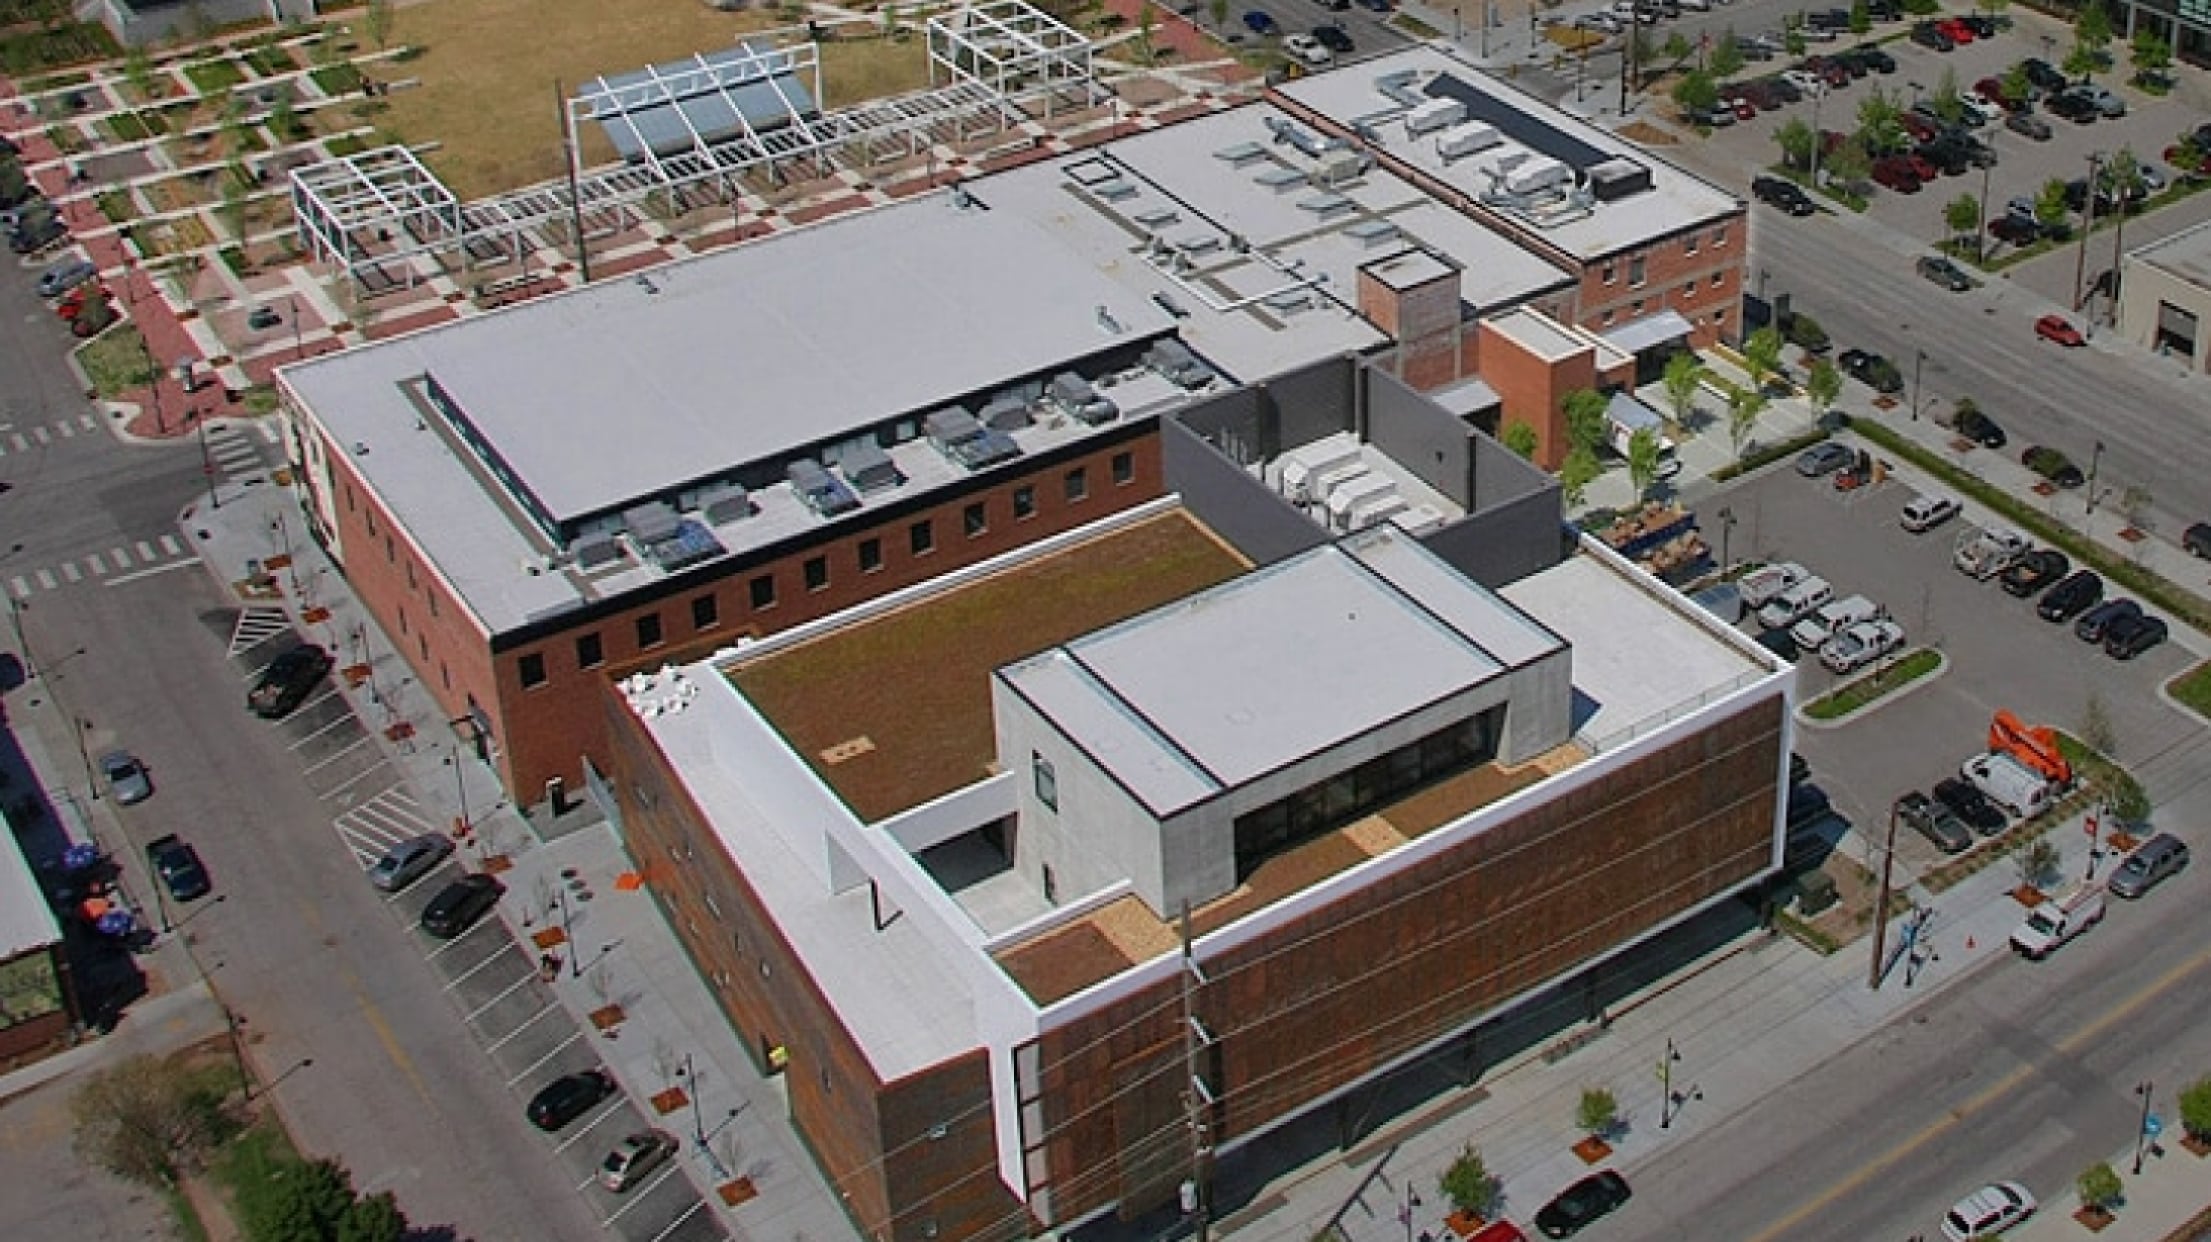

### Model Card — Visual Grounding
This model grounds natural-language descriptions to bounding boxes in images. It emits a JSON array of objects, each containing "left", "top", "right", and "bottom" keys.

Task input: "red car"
[
  {"left": 2035, "top": 314, "right": 2085, "bottom": 346},
  {"left": 1901, "top": 113, "right": 1936, "bottom": 143},
  {"left": 53, "top": 284, "right": 102, "bottom": 319},
  {"left": 1937, "top": 17, "right": 1975, "bottom": 43},
  {"left": 1727, "top": 94, "right": 1759, "bottom": 120},
  {"left": 2163, "top": 143, "right": 2211, "bottom": 177},
  {"left": 1873, "top": 156, "right": 1924, "bottom": 193}
]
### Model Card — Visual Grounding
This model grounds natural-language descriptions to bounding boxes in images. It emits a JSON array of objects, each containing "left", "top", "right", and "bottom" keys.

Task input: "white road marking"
[
  {"left": 134, "top": 540, "right": 155, "bottom": 561},
  {"left": 34, "top": 569, "right": 55, "bottom": 590},
  {"left": 301, "top": 731, "right": 376, "bottom": 773},
  {"left": 103, "top": 557, "right": 199, "bottom": 587},
  {"left": 59, "top": 563, "right": 79, "bottom": 583},
  {"left": 315, "top": 758, "right": 393, "bottom": 801},
  {"left": 508, "top": 1030, "right": 586, "bottom": 1087},
  {"left": 287, "top": 711, "right": 361, "bottom": 750},
  {"left": 484, "top": 1000, "right": 564, "bottom": 1054},
  {"left": 158, "top": 534, "right": 181, "bottom": 555},
  {"left": 464, "top": 971, "right": 540, "bottom": 1021}
]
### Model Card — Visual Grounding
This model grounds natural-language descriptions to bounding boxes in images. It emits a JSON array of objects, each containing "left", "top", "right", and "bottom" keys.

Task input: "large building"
[
  {"left": 2116, "top": 215, "right": 2211, "bottom": 373},
  {"left": 278, "top": 44, "right": 1745, "bottom": 807}
]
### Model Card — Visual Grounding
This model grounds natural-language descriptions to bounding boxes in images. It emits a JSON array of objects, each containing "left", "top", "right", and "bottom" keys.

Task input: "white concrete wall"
[{"left": 993, "top": 675, "right": 1173, "bottom": 910}]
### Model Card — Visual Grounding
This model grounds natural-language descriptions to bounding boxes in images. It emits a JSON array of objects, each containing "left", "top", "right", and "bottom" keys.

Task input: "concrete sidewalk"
[{"left": 2010, "top": 1136, "right": 2211, "bottom": 1242}]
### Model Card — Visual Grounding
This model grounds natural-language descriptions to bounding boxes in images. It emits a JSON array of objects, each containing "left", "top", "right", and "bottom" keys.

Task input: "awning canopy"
[{"left": 1600, "top": 308, "right": 1695, "bottom": 355}]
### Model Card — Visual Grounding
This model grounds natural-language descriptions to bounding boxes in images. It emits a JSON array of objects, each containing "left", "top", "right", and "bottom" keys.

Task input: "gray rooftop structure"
[
  {"left": 0, "top": 809, "right": 62, "bottom": 961},
  {"left": 1001, "top": 524, "right": 1563, "bottom": 814},
  {"left": 2129, "top": 216, "right": 2211, "bottom": 286},
  {"left": 1273, "top": 46, "right": 1741, "bottom": 262},
  {"left": 580, "top": 43, "right": 820, "bottom": 163}
]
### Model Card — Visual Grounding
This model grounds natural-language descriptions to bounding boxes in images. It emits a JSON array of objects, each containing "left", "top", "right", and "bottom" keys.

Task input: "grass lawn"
[
  {"left": 2169, "top": 663, "right": 2211, "bottom": 718},
  {"left": 78, "top": 326, "right": 158, "bottom": 395},
  {"left": 242, "top": 43, "right": 295, "bottom": 76},
  {"left": 184, "top": 57, "right": 245, "bottom": 95},
  {"left": 1803, "top": 648, "right": 1942, "bottom": 720}
]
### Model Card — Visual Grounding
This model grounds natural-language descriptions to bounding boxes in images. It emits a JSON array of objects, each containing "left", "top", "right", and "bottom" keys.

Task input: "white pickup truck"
[{"left": 2010, "top": 884, "right": 2105, "bottom": 959}]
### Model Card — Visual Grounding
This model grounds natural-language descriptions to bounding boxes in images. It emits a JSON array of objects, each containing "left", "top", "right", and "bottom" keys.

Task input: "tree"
[
  {"left": 1742, "top": 325, "right": 1785, "bottom": 391},
  {"left": 1562, "top": 388, "right": 1611, "bottom": 454},
  {"left": 1661, "top": 351, "right": 1706, "bottom": 426},
  {"left": 2001, "top": 63, "right": 2033, "bottom": 109},
  {"left": 2076, "top": 1162, "right": 2122, "bottom": 1214},
  {"left": 218, "top": 167, "right": 249, "bottom": 242},
  {"left": 1976, "top": 0, "right": 2008, "bottom": 17},
  {"left": 2179, "top": 1075, "right": 2211, "bottom": 1141},
  {"left": 1500, "top": 421, "right": 1539, "bottom": 460},
  {"left": 2064, "top": 40, "right": 2101, "bottom": 85},
  {"left": 1848, "top": 0, "right": 1870, "bottom": 35},
  {"left": 1135, "top": 7, "right": 1157, "bottom": 66},
  {"left": 123, "top": 45, "right": 159, "bottom": 101},
  {"left": 2172, "top": 131, "right": 2211, "bottom": 182},
  {"left": 1726, "top": 387, "right": 1767, "bottom": 460},
  {"left": 1559, "top": 446, "right": 1601, "bottom": 509},
  {"left": 1783, "top": 26, "right": 1806, "bottom": 58},
  {"left": 1856, "top": 87, "right": 1904, "bottom": 153},
  {"left": 1776, "top": 116, "right": 1816, "bottom": 173},
  {"left": 2035, "top": 177, "right": 2072, "bottom": 236},
  {"left": 2130, "top": 27, "right": 2171, "bottom": 87},
  {"left": 365, "top": 0, "right": 393, "bottom": 50},
  {"left": 2081, "top": 690, "right": 2118, "bottom": 758},
  {"left": 2106, "top": 147, "right": 2145, "bottom": 206},
  {"left": 1627, "top": 428, "right": 1663, "bottom": 500},
  {"left": 1576, "top": 1087, "right": 1620, "bottom": 1138},
  {"left": 234, "top": 1156, "right": 408, "bottom": 1242},
  {"left": 1944, "top": 193, "right": 1981, "bottom": 253},
  {"left": 1709, "top": 28, "right": 1744, "bottom": 78},
  {"left": 1930, "top": 67, "right": 1964, "bottom": 125},
  {"left": 2075, "top": 1, "right": 2113, "bottom": 57},
  {"left": 1672, "top": 70, "right": 1718, "bottom": 116},
  {"left": 1438, "top": 1143, "right": 1500, "bottom": 1219},
  {"left": 270, "top": 94, "right": 300, "bottom": 141},
  {"left": 70, "top": 1054, "right": 236, "bottom": 1188},
  {"left": 2014, "top": 837, "right": 2060, "bottom": 890},
  {"left": 1825, "top": 135, "right": 1871, "bottom": 186},
  {"left": 1806, "top": 358, "right": 1841, "bottom": 421},
  {"left": 1209, "top": 0, "right": 1227, "bottom": 28},
  {"left": 1662, "top": 31, "right": 1692, "bottom": 65}
]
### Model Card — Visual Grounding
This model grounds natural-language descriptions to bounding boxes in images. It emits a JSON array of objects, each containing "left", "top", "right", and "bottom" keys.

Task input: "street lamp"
[
  {"left": 1399, "top": 1182, "right": 1423, "bottom": 1242},
  {"left": 2086, "top": 440, "right": 2106, "bottom": 514},
  {"left": 1716, "top": 506, "right": 1736, "bottom": 573},
  {"left": 2135, "top": 1081, "right": 2155, "bottom": 1174},
  {"left": 1910, "top": 347, "right": 1927, "bottom": 421},
  {"left": 1659, "top": 1038, "right": 1682, "bottom": 1129}
]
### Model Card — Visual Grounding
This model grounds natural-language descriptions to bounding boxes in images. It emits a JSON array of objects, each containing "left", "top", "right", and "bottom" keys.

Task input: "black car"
[
  {"left": 1910, "top": 21, "right": 1954, "bottom": 51},
  {"left": 146, "top": 834, "right": 212, "bottom": 902},
  {"left": 1933, "top": 776, "right": 2007, "bottom": 835},
  {"left": 420, "top": 873, "right": 504, "bottom": 938},
  {"left": 1987, "top": 213, "right": 2040, "bottom": 246},
  {"left": 1537, "top": 1171, "right": 1632, "bottom": 1238},
  {"left": 2036, "top": 570, "right": 2104, "bottom": 621},
  {"left": 1765, "top": 76, "right": 1804, "bottom": 104},
  {"left": 2104, "top": 613, "right": 2168, "bottom": 659},
  {"left": 1854, "top": 45, "right": 1897, "bottom": 73},
  {"left": 2074, "top": 597, "right": 2141, "bottom": 643},
  {"left": 1752, "top": 175, "right": 1816, "bottom": 216},
  {"left": 1954, "top": 405, "right": 2006, "bottom": 448},
  {"left": 1999, "top": 547, "right": 2067, "bottom": 597},
  {"left": 1311, "top": 23, "right": 1354, "bottom": 52},
  {"left": 1753, "top": 626, "right": 1799, "bottom": 663},
  {"left": 1960, "top": 13, "right": 1997, "bottom": 36},
  {"left": 528, "top": 1069, "right": 617, "bottom": 1131},
  {"left": 2021, "top": 57, "right": 2068, "bottom": 94},
  {"left": 248, "top": 643, "right": 335, "bottom": 719},
  {"left": 2047, "top": 90, "right": 2098, "bottom": 123},
  {"left": 1899, "top": 791, "right": 1972, "bottom": 854},
  {"left": 8, "top": 215, "right": 63, "bottom": 254},
  {"left": 1838, "top": 348, "right": 1904, "bottom": 394},
  {"left": 2185, "top": 521, "right": 2211, "bottom": 559},
  {"left": 1917, "top": 140, "right": 1971, "bottom": 177}
]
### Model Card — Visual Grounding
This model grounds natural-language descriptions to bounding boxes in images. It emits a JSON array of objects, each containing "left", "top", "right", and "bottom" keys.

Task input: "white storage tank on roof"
[{"left": 1406, "top": 97, "right": 1466, "bottom": 137}]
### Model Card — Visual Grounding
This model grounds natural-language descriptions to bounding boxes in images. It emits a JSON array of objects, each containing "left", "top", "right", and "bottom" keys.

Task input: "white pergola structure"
[
  {"left": 289, "top": 145, "right": 464, "bottom": 292},
  {"left": 925, "top": 0, "right": 1100, "bottom": 118}
]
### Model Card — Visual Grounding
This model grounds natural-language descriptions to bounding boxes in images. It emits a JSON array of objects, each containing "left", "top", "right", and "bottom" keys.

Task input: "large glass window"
[{"left": 1230, "top": 710, "right": 1498, "bottom": 878}]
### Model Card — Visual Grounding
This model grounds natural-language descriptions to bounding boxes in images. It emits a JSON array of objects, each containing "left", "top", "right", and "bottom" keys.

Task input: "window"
[
  {"left": 1629, "top": 255, "right": 1646, "bottom": 286},
  {"left": 1032, "top": 752, "right": 1058, "bottom": 812},
  {"left": 577, "top": 632, "right": 604, "bottom": 668},
  {"left": 637, "top": 612, "right": 663, "bottom": 648},
  {"left": 384, "top": 535, "right": 395, "bottom": 562},
  {"left": 1042, "top": 864, "right": 1058, "bottom": 904},
  {"left": 1684, "top": 232, "right": 1699, "bottom": 256},
  {"left": 519, "top": 653, "right": 547, "bottom": 688},
  {"left": 406, "top": 561, "right": 416, "bottom": 588},
  {"left": 858, "top": 537, "right": 883, "bottom": 573},
  {"left": 1713, "top": 225, "right": 1728, "bottom": 248},
  {"left": 440, "top": 662, "right": 451, "bottom": 691},
  {"left": 1601, "top": 262, "right": 1616, "bottom": 285},
  {"left": 418, "top": 634, "right": 429, "bottom": 660},
  {"left": 398, "top": 607, "right": 409, "bottom": 636},
  {"left": 750, "top": 574, "right": 776, "bottom": 609},
  {"left": 1632, "top": 299, "right": 1645, "bottom": 316},
  {"left": 1064, "top": 468, "right": 1088, "bottom": 502},
  {"left": 963, "top": 501, "right": 987, "bottom": 538},
  {"left": 910, "top": 519, "right": 935, "bottom": 555},
  {"left": 1111, "top": 451, "right": 1134, "bottom": 486},
  {"left": 1012, "top": 486, "right": 1036, "bottom": 520},
  {"left": 1601, "top": 309, "right": 1615, "bottom": 326},
  {"left": 804, "top": 556, "right": 828, "bottom": 591},
  {"left": 1714, "top": 309, "right": 1727, "bottom": 325},
  {"left": 428, "top": 594, "right": 439, "bottom": 619},
  {"left": 692, "top": 593, "right": 718, "bottom": 631}
]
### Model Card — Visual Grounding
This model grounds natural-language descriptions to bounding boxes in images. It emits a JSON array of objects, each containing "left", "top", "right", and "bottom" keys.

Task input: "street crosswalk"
[
  {"left": 10, "top": 533, "right": 196, "bottom": 596},
  {"left": 332, "top": 784, "right": 445, "bottom": 868},
  {"left": 201, "top": 421, "right": 269, "bottom": 482},
  {"left": 0, "top": 412, "right": 100, "bottom": 452}
]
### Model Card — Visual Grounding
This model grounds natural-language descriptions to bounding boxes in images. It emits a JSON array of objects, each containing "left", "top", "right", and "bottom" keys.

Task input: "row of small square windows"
[
  {"left": 1598, "top": 226, "right": 1729, "bottom": 287},
  {"left": 517, "top": 455, "right": 1134, "bottom": 688},
  {"left": 1596, "top": 270, "right": 1732, "bottom": 328}
]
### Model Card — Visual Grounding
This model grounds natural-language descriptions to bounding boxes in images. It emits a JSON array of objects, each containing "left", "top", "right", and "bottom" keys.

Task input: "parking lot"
[
  {"left": 1698, "top": 449, "right": 2203, "bottom": 867},
  {"left": 227, "top": 612, "right": 726, "bottom": 1242}
]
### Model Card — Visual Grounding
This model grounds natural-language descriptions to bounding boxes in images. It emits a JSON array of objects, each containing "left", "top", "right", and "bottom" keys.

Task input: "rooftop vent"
[
  {"left": 643, "top": 520, "right": 727, "bottom": 573},
  {"left": 979, "top": 394, "right": 1032, "bottom": 431},
  {"left": 1133, "top": 205, "right": 1180, "bottom": 228},
  {"left": 1406, "top": 98, "right": 1465, "bottom": 137},
  {"left": 1151, "top": 291, "right": 1190, "bottom": 320},
  {"left": 1343, "top": 218, "right": 1401, "bottom": 248},
  {"left": 1213, "top": 141, "right": 1268, "bottom": 165},
  {"left": 623, "top": 501, "right": 680, "bottom": 545},
  {"left": 787, "top": 458, "right": 861, "bottom": 517},
  {"left": 1145, "top": 339, "right": 1214, "bottom": 390},
  {"left": 1586, "top": 158, "right": 1654, "bottom": 202},
  {"left": 1091, "top": 177, "right": 1138, "bottom": 201},
  {"left": 1255, "top": 166, "right": 1308, "bottom": 194},
  {"left": 837, "top": 440, "right": 903, "bottom": 495},
  {"left": 923, "top": 407, "right": 1023, "bottom": 470},
  {"left": 574, "top": 533, "right": 625, "bottom": 570},
  {"left": 1438, "top": 121, "right": 1502, "bottom": 161},
  {"left": 1265, "top": 116, "right": 1338, "bottom": 159},
  {"left": 1297, "top": 192, "right": 1354, "bottom": 219},
  {"left": 698, "top": 482, "right": 752, "bottom": 525}
]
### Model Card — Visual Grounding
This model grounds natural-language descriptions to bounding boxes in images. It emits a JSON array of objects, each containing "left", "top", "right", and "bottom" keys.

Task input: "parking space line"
[
  {"left": 422, "top": 920, "right": 506, "bottom": 962},
  {"left": 287, "top": 685, "right": 345, "bottom": 716},
  {"left": 647, "top": 1197, "right": 711, "bottom": 1242},
  {"left": 316, "top": 758, "right": 393, "bottom": 801},
  {"left": 599, "top": 1165, "right": 686, "bottom": 1227},
  {"left": 464, "top": 971, "right": 541, "bottom": 1022},
  {"left": 483, "top": 999, "right": 562, "bottom": 1052},
  {"left": 443, "top": 947, "right": 528, "bottom": 992},
  {"left": 302, "top": 731, "right": 377, "bottom": 774},
  {"left": 552, "top": 1100, "right": 629, "bottom": 1153},
  {"left": 289, "top": 711, "right": 363, "bottom": 750},
  {"left": 509, "top": 1030, "right": 585, "bottom": 1087}
]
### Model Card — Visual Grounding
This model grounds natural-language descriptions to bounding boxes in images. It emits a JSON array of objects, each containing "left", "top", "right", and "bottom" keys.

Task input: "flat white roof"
[
  {"left": 1274, "top": 47, "right": 1741, "bottom": 261},
  {"left": 0, "top": 810, "right": 62, "bottom": 960},
  {"left": 1003, "top": 526, "right": 1561, "bottom": 814},
  {"left": 2130, "top": 216, "right": 2211, "bottom": 286}
]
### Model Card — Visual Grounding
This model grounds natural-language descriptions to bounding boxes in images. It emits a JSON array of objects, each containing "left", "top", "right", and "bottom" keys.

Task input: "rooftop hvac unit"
[
  {"left": 1405, "top": 98, "right": 1466, "bottom": 137},
  {"left": 923, "top": 406, "right": 1022, "bottom": 470},
  {"left": 1279, "top": 441, "right": 1363, "bottom": 504},
  {"left": 925, "top": 406, "right": 985, "bottom": 448},
  {"left": 1313, "top": 149, "right": 1371, "bottom": 185},
  {"left": 1586, "top": 158, "right": 1654, "bottom": 202},
  {"left": 1311, "top": 461, "right": 1371, "bottom": 510},
  {"left": 1074, "top": 398, "right": 1120, "bottom": 426},
  {"left": 1505, "top": 156, "right": 1571, "bottom": 196},
  {"left": 979, "top": 394, "right": 1033, "bottom": 430},
  {"left": 787, "top": 458, "right": 861, "bottom": 517},
  {"left": 1144, "top": 339, "right": 1213, "bottom": 390},
  {"left": 1348, "top": 492, "right": 1409, "bottom": 533},
  {"left": 837, "top": 440, "right": 903, "bottom": 494},
  {"left": 698, "top": 482, "right": 751, "bottom": 525},
  {"left": 1390, "top": 505, "right": 1446, "bottom": 536},
  {"left": 1326, "top": 473, "right": 1399, "bottom": 532},
  {"left": 623, "top": 501, "right": 680, "bottom": 545},
  {"left": 574, "top": 533, "right": 625, "bottom": 570},
  {"left": 1255, "top": 166, "right": 1308, "bottom": 194},
  {"left": 1437, "top": 121, "right": 1503, "bottom": 160},
  {"left": 1049, "top": 371, "right": 1096, "bottom": 408}
]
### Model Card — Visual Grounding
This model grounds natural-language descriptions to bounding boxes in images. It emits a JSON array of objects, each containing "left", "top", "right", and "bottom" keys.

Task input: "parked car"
[
  {"left": 1791, "top": 593, "right": 1884, "bottom": 651},
  {"left": 1934, "top": 16, "right": 1975, "bottom": 43},
  {"left": 2046, "top": 89, "right": 2099, "bottom": 123},
  {"left": 2005, "top": 111, "right": 2052, "bottom": 141},
  {"left": 1942, "top": 1181, "right": 2036, "bottom": 1240},
  {"left": 2067, "top": 83, "right": 2125, "bottom": 117},
  {"left": 1900, "top": 493, "right": 1961, "bottom": 532},
  {"left": 1852, "top": 45, "right": 1896, "bottom": 73},
  {"left": 1738, "top": 560, "right": 1811, "bottom": 608},
  {"left": 1795, "top": 442, "right": 1856, "bottom": 477},
  {"left": 36, "top": 256, "right": 96, "bottom": 299},
  {"left": 2103, "top": 612, "right": 2168, "bottom": 659},
  {"left": 599, "top": 1130, "right": 679, "bottom": 1192},
  {"left": 1999, "top": 548, "right": 2068, "bottom": 597},
  {"left": 1954, "top": 405, "right": 2005, "bottom": 447},
  {"left": 248, "top": 643, "right": 335, "bottom": 718},
  {"left": 1916, "top": 255, "right": 1974, "bottom": 291},
  {"left": 1241, "top": 10, "right": 1279, "bottom": 35},
  {"left": 1987, "top": 214, "right": 2040, "bottom": 246},
  {"left": 1838, "top": 348, "right": 1904, "bottom": 393},
  {"left": 2020, "top": 57, "right": 2067, "bottom": 94},
  {"left": 2073, "top": 598, "right": 2141, "bottom": 644},
  {"left": 2020, "top": 445, "right": 2084, "bottom": 488},
  {"left": 8, "top": 215, "right": 64, "bottom": 254},
  {"left": 1909, "top": 21, "right": 1954, "bottom": 51},
  {"left": 1872, "top": 155, "right": 1924, "bottom": 193},
  {"left": 1933, "top": 776, "right": 2007, "bottom": 835},
  {"left": 2185, "top": 521, "right": 2211, "bottom": 559},
  {"left": 2034, "top": 314, "right": 2085, "bottom": 346},
  {"left": 369, "top": 833, "right": 457, "bottom": 893},
  {"left": 1311, "top": 23, "right": 1354, "bottom": 51},
  {"left": 146, "top": 834, "right": 212, "bottom": 902},
  {"left": 528, "top": 1068, "right": 618, "bottom": 1131},
  {"left": 1535, "top": 1171, "right": 1632, "bottom": 1239},
  {"left": 1900, "top": 790, "right": 1973, "bottom": 854},
  {"left": 2035, "top": 570, "right": 2104, "bottom": 621},
  {"left": 1820, "top": 618, "right": 1904, "bottom": 673},
  {"left": 1753, "top": 174, "right": 1816, "bottom": 216},
  {"left": 2107, "top": 832, "right": 2188, "bottom": 898},
  {"left": 1282, "top": 32, "right": 1332, "bottom": 66},
  {"left": 419, "top": 873, "right": 503, "bottom": 938},
  {"left": 99, "top": 749, "right": 153, "bottom": 804}
]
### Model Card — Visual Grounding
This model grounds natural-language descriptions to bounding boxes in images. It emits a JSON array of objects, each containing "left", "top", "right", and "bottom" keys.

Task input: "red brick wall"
[
  {"left": 1477, "top": 323, "right": 1598, "bottom": 470},
  {"left": 1573, "top": 212, "right": 1748, "bottom": 347},
  {"left": 1024, "top": 697, "right": 1784, "bottom": 1226}
]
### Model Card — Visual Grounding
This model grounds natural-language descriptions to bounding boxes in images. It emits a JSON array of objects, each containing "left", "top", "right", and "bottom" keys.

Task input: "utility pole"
[
  {"left": 2134, "top": 1081, "right": 2155, "bottom": 1174},
  {"left": 1975, "top": 157, "right": 1992, "bottom": 262},
  {"left": 2073, "top": 151, "right": 2103, "bottom": 318},
  {"left": 1179, "top": 902, "right": 1213, "bottom": 1242},
  {"left": 1868, "top": 798, "right": 1901, "bottom": 989}
]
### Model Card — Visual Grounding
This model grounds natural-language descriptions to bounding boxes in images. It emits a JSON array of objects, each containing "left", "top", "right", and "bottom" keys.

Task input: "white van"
[
  {"left": 1961, "top": 751, "right": 2056, "bottom": 820},
  {"left": 1757, "top": 576, "right": 1832, "bottom": 631},
  {"left": 1789, "top": 594, "right": 1883, "bottom": 651}
]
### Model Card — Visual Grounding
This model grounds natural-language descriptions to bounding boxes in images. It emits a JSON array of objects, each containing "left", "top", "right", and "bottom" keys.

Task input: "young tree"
[
  {"left": 1775, "top": 116, "right": 1816, "bottom": 172},
  {"left": 218, "top": 167, "right": 250, "bottom": 242},
  {"left": 234, "top": 1157, "right": 408, "bottom": 1242},
  {"left": 70, "top": 1055, "right": 236, "bottom": 1188},
  {"left": 1848, "top": 0, "right": 1870, "bottom": 35},
  {"left": 1661, "top": 350, "right": 1707, "bottom": 426},
  {"left": 1576, "top": 1087, "right": 1621, "bottom": 1138},
  {"left": 1709, "top": 28, "right": 1744, "bottom": 78},
  {"left": 1562, "top": 387, "right": 1611, "bottom": 454},
  {"left": 1976, "top": 0, "right": 2008, "bottom": 18},
  {"left": 2000, "top": 63, "right": 2033, "bottom": 109},
  {"left": 1628, "top": 28, "right": 1657, "bottom": 88},
  {"left": 1930, "top": 67, "right": 1964, "bottom": 125},
  {"left": 1726, "top": 387, "right": 1767, "bottom": 460},
  {"left": 1136, "top": 7, "right": 1157, "bottom": 66},
  {"left": 1856, "top": 87, "right": 1904, "bottom": 151},
  {"left": 2064, "top": 40, "right": 2101, "bottom": 85},
  {"left": 1742, "top": 325, "right": 1785, "bottom": 391},
  {"left": 1672, "top": 70, "right": 1719, "bottom": 116},
  {"left": 1661, "top": 31, "right": 1692, "bottom": 67},
  {"left": 2035, "top": 177, "right": 2072, "bottom": 236},
  {"left": 2014, "top": 837, "right": 2060, "bottom": 890},
  {"left": 1209, "top": 0, "right": 1228, "bottom": 30},
  {"left": 2080, "top": 689, "right": 2118, "bottom": 759},
  {"left": 365, "top": 0, "right": 394, "bottom": 50},
  {"left": 1500, "top": 421, "right": 1540, "bottom": 460},
  {"left": 1627, "top": 428, "right": 1663, "bottom": 500},
  {"left": 2180, "top": 1075, "right": 2211, "bottom": 1142},
  {"left": 1783, "top": 26, "right": 1806, "bottom": 58},
  {"left": 2172, "top": 131, "right": 2211, "bottom": 182},
  {"left": 1805, "top": 358, "right": 1841, "bottom": 421},
  {"left": 2106, "top": 147, "right": 2145, "bottom": 205},
  {"left": 1559, "top": 446, "right": 1602, "bottom": 509},
  {"left": 2075, "top": 1, "right": 2113, "bottom": 57},
  {"left": 1944, "top": 193, "right": 1981, "bottom": 253},
  {"left": 1825, "top": 135, "right": 1871, "bottom": 186},
  {"left": 1439, "top": 1144, "right": 1500, "bottom": 1219},
  {"left": 2076, "top": 1162, "right": 2122, "bottom": 1215},
  {"left": 2130, "top": 27, "right": 2171, "bottom": 87}
]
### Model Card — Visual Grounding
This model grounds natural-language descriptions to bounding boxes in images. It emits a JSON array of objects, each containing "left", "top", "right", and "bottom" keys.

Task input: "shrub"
[
  {"left": 1438, "top": 1143, "right": 1499, "bottom": 1219},
  {"left": 2013, "top": 838, "right": 2060, "bottom": 890},
  {"left": 2179, "top": 1076, "right": 2211, "bottom": 1140},
  {"left": 1576, "top": 1087, "right": 1619, "bottom": 1138},
  {"left": 1783, "top": 312, "right": 1829, "bottom": 352},
  {"left": 2023, "top": 445, "right": 2077, "bottom": 480},
  {"left": 2076, "top": 1161, "right": 2121, "bottom": 1212}
]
